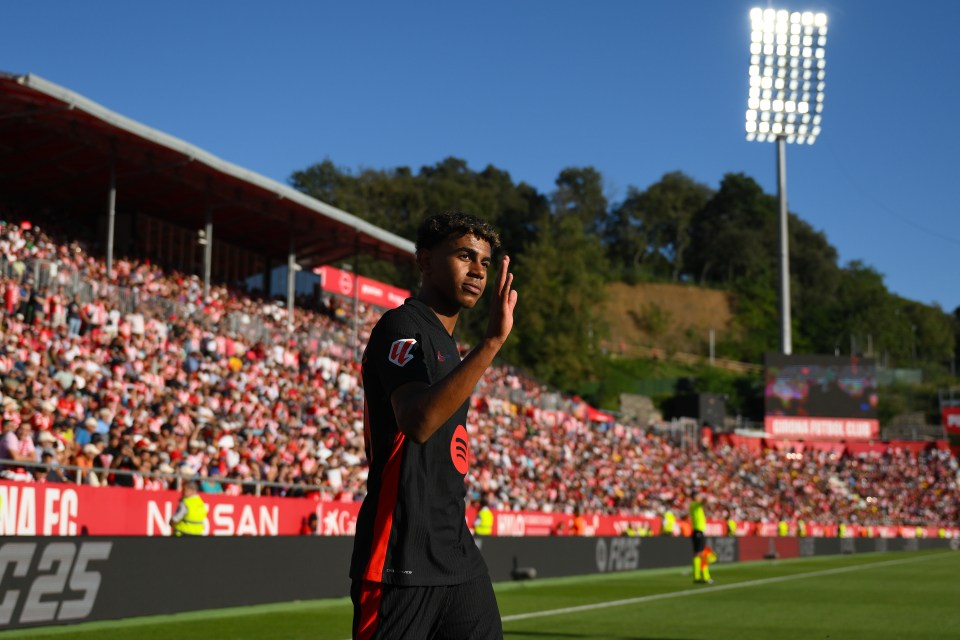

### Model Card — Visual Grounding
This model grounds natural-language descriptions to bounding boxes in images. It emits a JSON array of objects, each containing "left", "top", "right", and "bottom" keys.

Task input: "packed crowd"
[{"left": 1, "top": 217, "right": 957, "bottom": 527}]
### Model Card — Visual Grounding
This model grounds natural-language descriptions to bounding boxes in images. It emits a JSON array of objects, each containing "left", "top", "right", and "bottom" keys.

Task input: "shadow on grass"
[{"left": 505, "top": 632, "right": 695, "bottom": 640}]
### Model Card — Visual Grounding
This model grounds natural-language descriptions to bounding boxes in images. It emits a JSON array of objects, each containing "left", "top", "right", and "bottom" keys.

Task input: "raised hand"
[{"left": 486, "top": 255, "right": 518, "bottom": 346}]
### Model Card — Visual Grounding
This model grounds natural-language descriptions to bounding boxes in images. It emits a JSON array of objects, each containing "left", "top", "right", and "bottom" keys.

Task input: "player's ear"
[{"left": 416, "top": 248, "right": 432, "bottom": 274}]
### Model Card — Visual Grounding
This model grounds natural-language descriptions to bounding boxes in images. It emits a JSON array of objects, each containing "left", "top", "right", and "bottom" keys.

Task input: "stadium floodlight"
[{"left": 745, "top": 7, "right": 828, "bottom": 355}]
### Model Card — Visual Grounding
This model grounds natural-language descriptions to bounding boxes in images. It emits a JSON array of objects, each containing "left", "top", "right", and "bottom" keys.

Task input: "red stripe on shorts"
[{"left": 356, "top": 580, "right": 383, "bottom": 640}]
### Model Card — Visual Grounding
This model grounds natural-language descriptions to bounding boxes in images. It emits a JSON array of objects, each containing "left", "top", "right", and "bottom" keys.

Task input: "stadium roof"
[{"left": 0, "top": 72, "right": 415, "bottom": 270}]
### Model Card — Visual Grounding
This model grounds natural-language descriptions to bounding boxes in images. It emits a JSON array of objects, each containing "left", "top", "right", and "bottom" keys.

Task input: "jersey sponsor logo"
[
  {"left": 450, "top": 424, "right": 469, "bottom": 474},
  {"left": 388, "top": 339, "right": 417, "bottom": 367},
  {"left": 437, "top": 350, "right": 449, "bottom": 362}
]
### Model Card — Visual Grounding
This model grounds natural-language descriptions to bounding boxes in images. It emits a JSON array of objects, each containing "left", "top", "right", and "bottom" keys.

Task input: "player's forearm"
[{"left": 397, "top": 338, "right": 502, "bottom": 444}]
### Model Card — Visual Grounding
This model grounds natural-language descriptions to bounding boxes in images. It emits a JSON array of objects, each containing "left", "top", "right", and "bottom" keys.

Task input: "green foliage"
[
  {"left": 509, "top": 214, "right": 610, "bottom": 389},
  {"left": 727, "top": 277, "right": 779, "bottom": 362},
  {"left": 289, "top": 156, "right": 957, "bottom": 397},
  {"left": 878, "top": 381, "right": 948, "bottom": 426},
  {"left": 685, "top": 173, "right": 777, "bottom": 286},
  {"left": 583, "top": 356, "right": 761, "bottom": 418},
  {"left": 607, "top": 171, "right": 712, "bottom": 282},
  {"left": 639, "top": 303, "right": 672, "bottom": 337},
  {"left": 552, "top": 166, "right": 608, "bottom": 234}
]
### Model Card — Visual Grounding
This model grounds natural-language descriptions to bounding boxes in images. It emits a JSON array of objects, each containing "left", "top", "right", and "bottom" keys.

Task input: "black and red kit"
[{"left": 349, "top": 298, "right": 487, "bottom": 586}]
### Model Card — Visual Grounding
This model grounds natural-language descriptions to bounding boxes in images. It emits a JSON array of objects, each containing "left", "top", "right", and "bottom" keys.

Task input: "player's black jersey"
[{"left": 349, "top": 298, "right": 487, "bottom": 586}]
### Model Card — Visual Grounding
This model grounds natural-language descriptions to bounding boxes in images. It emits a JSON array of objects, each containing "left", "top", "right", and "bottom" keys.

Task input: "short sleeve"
[{"left": 366, "top": 310, "right": 431, "bottom": 399}]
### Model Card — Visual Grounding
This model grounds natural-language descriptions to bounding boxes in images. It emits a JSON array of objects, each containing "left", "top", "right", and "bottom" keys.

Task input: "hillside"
[{"left": 602, "top": 282, "right": 745, "bottom": 368}]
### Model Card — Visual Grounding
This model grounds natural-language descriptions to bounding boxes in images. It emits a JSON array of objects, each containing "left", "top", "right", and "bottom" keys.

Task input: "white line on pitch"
[{"left": 501, "top": 552, "right": 947, "bottom": 623}]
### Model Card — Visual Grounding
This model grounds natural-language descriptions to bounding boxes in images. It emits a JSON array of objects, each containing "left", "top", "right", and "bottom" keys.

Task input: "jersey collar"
[{"left": 406, "top": 297, "right": 455, "bottom": 337}]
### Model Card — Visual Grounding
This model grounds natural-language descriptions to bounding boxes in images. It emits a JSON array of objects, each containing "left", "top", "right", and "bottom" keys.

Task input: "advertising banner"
[
  {"left": 2, "top": 482, "right": 955, "bottom": 540},
  {"left": 314, "top": 265, "right": 409, "bottom": 309},
  {"left": 764, "top": 416, "right": 880, "bottom": 440},
  {"left": 3, "top": 534, "right": 953, "bottom": 631},
  {"left": 0, "top": 481, "right": 325, "bottom": 536},
  {"left": 0, "top": 536, "right": 354, "bottom": 631},
  {"left": 943, "top": 407, "right": 960, "bottom": 446}
]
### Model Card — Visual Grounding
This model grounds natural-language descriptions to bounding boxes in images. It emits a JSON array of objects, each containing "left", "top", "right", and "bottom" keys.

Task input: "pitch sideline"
[{"left": 501, "top": 551, "right": 950, "bottom": 623}]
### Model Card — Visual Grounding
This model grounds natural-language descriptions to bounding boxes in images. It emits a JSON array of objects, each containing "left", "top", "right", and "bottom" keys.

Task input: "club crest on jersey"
[{"left": 388, "top": 339, "right": 417, "bottom": 366}]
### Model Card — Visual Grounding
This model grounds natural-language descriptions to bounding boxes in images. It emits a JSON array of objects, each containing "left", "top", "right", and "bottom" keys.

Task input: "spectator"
[
  {"left": 37, "top": 449, "right": 66, "bottom": 483},
  {"left": 0, "top": 215, "right": 953, "bottom": 531}
]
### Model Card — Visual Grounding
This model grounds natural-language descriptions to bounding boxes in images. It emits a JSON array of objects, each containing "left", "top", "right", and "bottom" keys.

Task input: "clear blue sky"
[{"left": 4, "top": 1, "right": 958, "bottom": 312}]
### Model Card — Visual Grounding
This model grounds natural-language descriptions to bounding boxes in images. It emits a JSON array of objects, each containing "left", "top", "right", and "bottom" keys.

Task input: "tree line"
[{"left": 290, "top": 157, "right": 957, "bottom": 392}]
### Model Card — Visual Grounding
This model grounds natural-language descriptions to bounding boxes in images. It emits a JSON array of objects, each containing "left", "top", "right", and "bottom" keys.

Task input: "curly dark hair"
[{"left": 415, "top": 211, "right": 501, "bottom": 253}]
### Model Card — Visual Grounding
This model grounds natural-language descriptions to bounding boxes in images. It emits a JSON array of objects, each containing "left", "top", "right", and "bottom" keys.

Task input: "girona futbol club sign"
[{"left": 763, "top": 354, "right": 880, "bottom": 440}]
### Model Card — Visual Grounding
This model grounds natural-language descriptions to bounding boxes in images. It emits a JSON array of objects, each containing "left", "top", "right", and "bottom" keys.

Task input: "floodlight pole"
[
  {"left": 776, "top": 136, "right": 792, "bottom": 355},
  {"left": 106, "top": 160, "right": 116, "bottom": 279},
  {"left": 202, "top": 207, "right": 213, "bottom": 303},
  {"left": 287, "top": 234, "right": 297, "bottom": 331}
]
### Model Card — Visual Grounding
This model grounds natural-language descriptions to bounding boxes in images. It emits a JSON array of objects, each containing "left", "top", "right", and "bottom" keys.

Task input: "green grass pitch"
[{"left": 11, "top": 550, "right": 959, "bottom": 640}]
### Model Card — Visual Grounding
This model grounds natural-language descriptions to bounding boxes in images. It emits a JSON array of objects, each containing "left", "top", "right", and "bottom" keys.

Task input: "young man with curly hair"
[{"left": 350, "top": 211, "right": 517, "bottom": 640}]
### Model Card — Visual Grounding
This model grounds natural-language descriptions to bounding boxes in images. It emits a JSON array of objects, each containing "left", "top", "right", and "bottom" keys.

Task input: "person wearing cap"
[
  {"left": 77, "top": 443, "right": 103, "bottom": 486},
  {"left": 37, "top": 449, "right": 66, "bottom": 483},
  {"left": 169, "top": 480, "right": 208, "bottom": 536}
]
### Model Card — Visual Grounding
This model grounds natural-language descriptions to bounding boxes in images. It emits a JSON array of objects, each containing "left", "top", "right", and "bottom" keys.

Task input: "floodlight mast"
[
  {"left": 745, "top": 8, "right": 828, "bottom": 355},
  {"left": 776, "top": 136, "right": 791, "bottom": 355}
]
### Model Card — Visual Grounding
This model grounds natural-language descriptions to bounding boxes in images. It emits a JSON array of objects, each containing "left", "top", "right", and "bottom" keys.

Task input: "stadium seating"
[{"left": 0, "top": 216, "right": 957, "bottom": 529}]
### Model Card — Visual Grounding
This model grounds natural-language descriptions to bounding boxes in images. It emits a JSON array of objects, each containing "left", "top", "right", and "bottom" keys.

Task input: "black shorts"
[
  {"left": 351, "top": 574, "right": 502, "bottom": 640},
  {"left": 692, "top": 530, "right": 706, "bottom": 554}
]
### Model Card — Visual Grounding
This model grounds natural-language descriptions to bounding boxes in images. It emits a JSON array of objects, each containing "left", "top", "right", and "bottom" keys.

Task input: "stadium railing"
[
  {"left": 3, "top": 255, "right": 354, "bottom": 355},
  {"left": 0, "top": 459, "right": 310, "bottom": 496}
]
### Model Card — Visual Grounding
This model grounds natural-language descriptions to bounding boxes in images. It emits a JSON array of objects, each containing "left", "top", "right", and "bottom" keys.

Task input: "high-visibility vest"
[
  {"left": 838, "top": 523, "right": 846, "bottom": 538},
  {"left": 661, "top": 511, "right": 676, "bottom": 535},
  {"left": 474, "top": 508, "right": 493, "bottom": 536},
  {"left": 689, "top": 503, "right": 706, "bottom": 533},
  {"left": 778, "top": 521, "right": 788, "bottom": 537},
  {"left": 727, "top": 518, "right": 737, "bottom": 536},
  {"left": 798, "top": 520, "right": 807, "bottom": 537},
  {"left": 174, "top": 495, "right": 207, "bottom": 536}
]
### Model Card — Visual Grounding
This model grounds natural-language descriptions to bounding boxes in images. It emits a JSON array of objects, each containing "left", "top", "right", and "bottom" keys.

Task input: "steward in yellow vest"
[
  {"left": 474, "top": 504, "right": 493, "bottom": 536},
  {"left": 170, "top": 481, "right": 208, "bottom": 536},
  {"left": 726, "top": 517, "right": 737, "bottom": 537},
  {"left": 689, "top": 491, "right": 713, "bottom": 584},
  {"left": 661, "top": 510, "right": 676, "bottom": 536}
]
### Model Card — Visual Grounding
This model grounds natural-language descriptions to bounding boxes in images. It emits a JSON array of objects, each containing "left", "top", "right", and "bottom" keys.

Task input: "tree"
[
  {"left": 787, "top": 217, "right": 842, "bottom": 355},
  {"left": 618, "top": 171, "right": 711, "bottom": 282},
  {"left": 606, "top": 185, "right": 657, "bottom": 281},
  {"left": 552, "top": 167, "right": 608, "bottom": 235},
  {"left": 827, "top": 261, "right": 906, "bottom": 361},
  {"left": 899, "top": 300, "right": 955, "bottom": 367},
  {"left": 685, "top": 173, "right": 778, "bottom": 286},
  {"left": 954, "top": 306, "right": 960, "bottom": 372},
  {"left": 509, "top": 213, "right": 609, "bottom": 390}
]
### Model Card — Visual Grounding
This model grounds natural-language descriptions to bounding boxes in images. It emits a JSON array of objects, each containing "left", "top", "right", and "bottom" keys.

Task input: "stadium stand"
[{"left": 0, "top": 215, "right": 957, "bottom": 530}]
